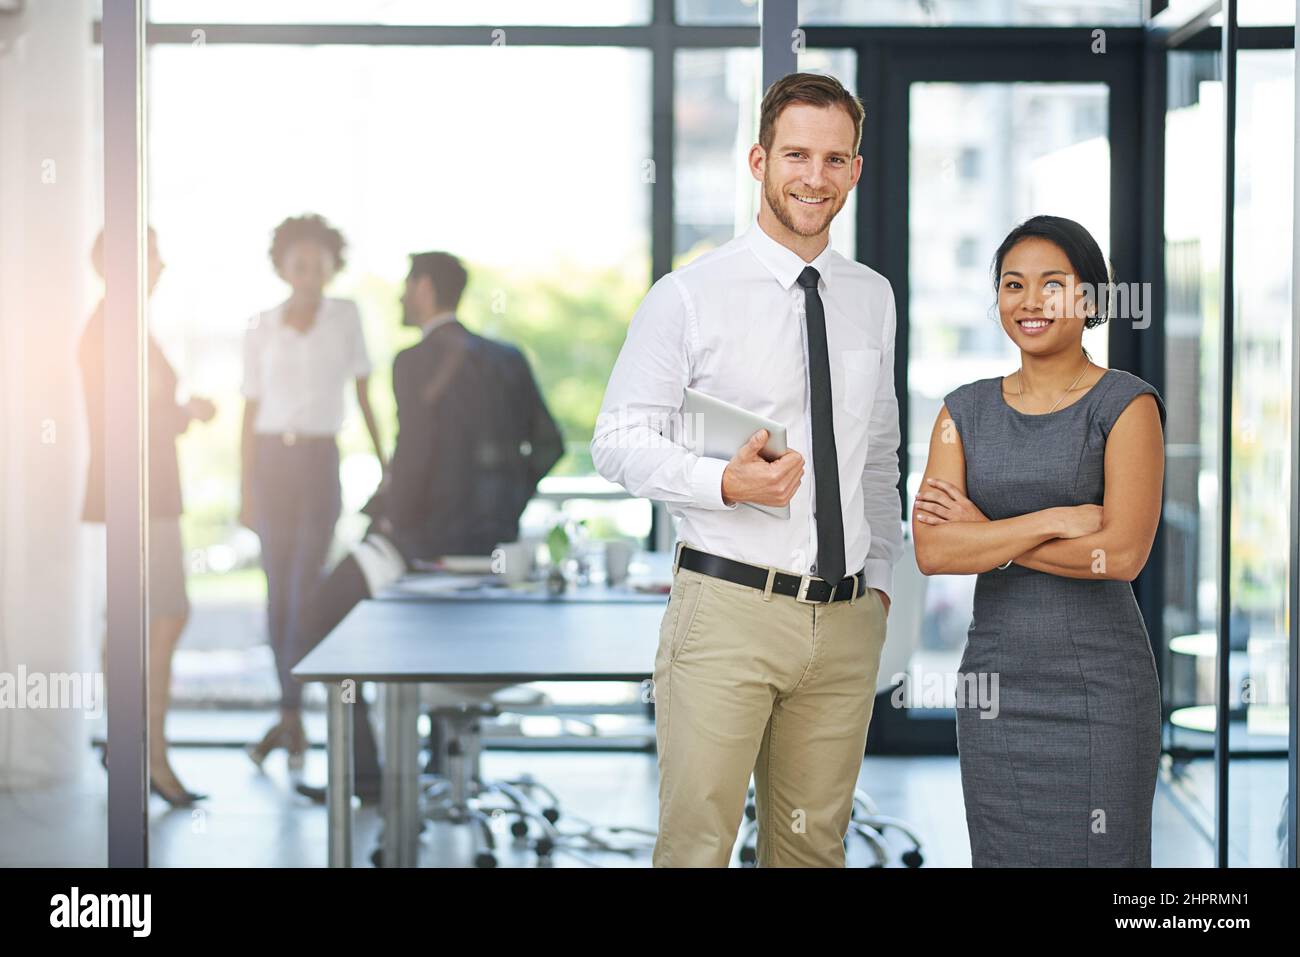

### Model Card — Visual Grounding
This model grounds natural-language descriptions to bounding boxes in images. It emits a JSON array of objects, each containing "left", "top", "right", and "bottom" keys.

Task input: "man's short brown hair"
[{"left": 758, "top": 72, "right": 865, "bottom": 155}]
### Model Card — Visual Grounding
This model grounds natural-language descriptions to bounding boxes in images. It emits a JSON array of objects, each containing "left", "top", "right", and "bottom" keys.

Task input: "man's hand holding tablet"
[{"left": 721, "top": 429, "right": 804, "bottom": 507}]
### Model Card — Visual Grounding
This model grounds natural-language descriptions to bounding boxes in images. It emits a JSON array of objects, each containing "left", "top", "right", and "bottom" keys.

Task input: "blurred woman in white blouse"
[{"left": 240, "top": 213, "right": 386, "bottom": 772}]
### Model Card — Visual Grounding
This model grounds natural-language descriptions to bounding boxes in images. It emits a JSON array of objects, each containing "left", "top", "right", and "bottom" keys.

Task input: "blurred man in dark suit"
[
  {"left": 370, "top": 251, "right": 564, "bottom": 558},
  {"left": 295, "top": 251, "right": 563, "bottom": 800}
]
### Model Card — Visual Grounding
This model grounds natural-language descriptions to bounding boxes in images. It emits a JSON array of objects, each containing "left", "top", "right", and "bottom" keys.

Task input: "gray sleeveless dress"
[{"left": 942, "top": 368, "right": 1166, "bottom": 867}]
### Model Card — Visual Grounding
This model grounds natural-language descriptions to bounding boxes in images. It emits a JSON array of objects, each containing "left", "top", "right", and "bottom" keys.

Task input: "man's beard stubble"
[{"left": 762, "top": 172, "right": 844, "bottom": 238}]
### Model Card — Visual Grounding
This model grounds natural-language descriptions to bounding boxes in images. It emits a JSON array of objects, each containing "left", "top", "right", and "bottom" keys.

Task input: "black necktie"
[{"left": 796, "top": 266, "right": 845, "bottom": 585}]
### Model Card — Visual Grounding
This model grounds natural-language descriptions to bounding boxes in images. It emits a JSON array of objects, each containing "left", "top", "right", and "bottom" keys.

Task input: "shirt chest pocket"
[{"left": 839, "top": 347, "right": 882, "bottom": 422}]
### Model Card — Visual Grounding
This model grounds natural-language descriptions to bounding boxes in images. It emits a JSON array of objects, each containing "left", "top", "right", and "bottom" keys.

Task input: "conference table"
[{"left": 292, "top": 563, "right": 671, "bottom": 867}]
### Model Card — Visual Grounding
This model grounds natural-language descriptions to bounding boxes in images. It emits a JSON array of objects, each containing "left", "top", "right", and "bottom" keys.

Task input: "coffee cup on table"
[
  {"left": 604, "top": 539, "right": 633, "bottom": 586},
  {"left": 492, "top": 540, "right": 535, "bottom": 585}
]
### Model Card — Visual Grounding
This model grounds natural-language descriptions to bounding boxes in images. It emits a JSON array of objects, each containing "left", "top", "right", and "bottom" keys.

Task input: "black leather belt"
[{"left": 675, "top": 544, "right": 866, "bottom": 604}]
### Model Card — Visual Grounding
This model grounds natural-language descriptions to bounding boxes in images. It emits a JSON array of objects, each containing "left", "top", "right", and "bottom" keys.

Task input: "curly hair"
[{"left": 269, "top": 213, "right": 347, "bottom": 274}]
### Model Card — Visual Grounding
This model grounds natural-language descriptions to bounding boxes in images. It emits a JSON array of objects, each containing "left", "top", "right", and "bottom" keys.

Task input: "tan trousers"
[{"left": 651, "top": 561, "right": 888, "bottom": 867}]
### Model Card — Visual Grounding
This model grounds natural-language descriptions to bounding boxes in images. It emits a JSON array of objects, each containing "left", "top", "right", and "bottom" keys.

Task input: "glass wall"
[
  {"left": 1227, "top": 49, "right": 1293, "bottom": 867},
  {"left": 140, "top": 39, "right": 657, "bottom": 863},
  {"left": 674, "top": 46, "right": 855, "bottom": 269},
  {"left": 147, "top": 0, "right": 653, "bottom": 26},
  {"left": 799, "top": 0, "right": 1142, "bottom": 25},
  {"left": 0, "top": 0, "right": 108, "bottom": 865},
  {"left": 1163, "top": 44, "right": 1295, "bottom": 868},
  {"left": 675, "top": 48, "right": 762, "bottom": 264},
  {"left": 681, "top": 0, "right": 1145, "bottom": 26},
  {"left": 1161, "top": 48, "right": 1222, "bottom": 865},
  {"left": 907, "top": 81, "right": 1111, "bottom": 696}
]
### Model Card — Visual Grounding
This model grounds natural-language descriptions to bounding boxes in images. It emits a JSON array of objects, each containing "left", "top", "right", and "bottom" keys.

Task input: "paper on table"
[
  {"left": 390, "top": 574, "right": 492, "bottom": 597},
  {"left": 408, "top": 554, "right": 496, "bottom": 574}
]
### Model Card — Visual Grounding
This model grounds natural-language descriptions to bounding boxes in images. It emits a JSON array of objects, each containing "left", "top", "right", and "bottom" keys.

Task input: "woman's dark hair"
[
  {"left": 991, "top": 215, "right": 1111, "bottom": 330},
  {"left": 269, "top": 213, "right": 347, "bottom": 274}
]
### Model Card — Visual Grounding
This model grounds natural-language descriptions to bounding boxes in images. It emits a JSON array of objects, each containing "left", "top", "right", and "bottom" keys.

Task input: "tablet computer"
[{"left": 682, "top": 387, "right": 791, "bottom": 520}]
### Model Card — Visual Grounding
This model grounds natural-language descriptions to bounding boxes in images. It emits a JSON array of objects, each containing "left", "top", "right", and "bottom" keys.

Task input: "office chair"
[
  {"left": 373, "top": 685, "right": 657, "bottom": 867},
  {"left": 369, "top": 684, "right": 538, "bottom": 867},
  {"left": 734, "top": 528, "right": 928, "bottom": 867},
  {"left": 416, "top": 694, "right": 559, "bottom": 867}
]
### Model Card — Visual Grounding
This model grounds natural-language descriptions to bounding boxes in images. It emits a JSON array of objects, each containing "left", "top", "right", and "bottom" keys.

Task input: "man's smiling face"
[{"left": 757, "top": 101, "right": 862, "bottom": 239}]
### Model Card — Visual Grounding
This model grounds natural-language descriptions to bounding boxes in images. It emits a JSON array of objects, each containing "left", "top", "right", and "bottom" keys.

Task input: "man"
[
  {"left": 297, "top": 251, "right": 564, "bottom": 800},
  {"left": 592, "top": 72, "right": 902, "bottom": 867},
  {"left": 363, "top": 251, "right": 564, "bottom": 559}
]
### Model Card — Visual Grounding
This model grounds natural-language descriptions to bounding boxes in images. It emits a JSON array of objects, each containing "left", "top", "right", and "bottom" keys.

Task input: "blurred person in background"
[
  {"left": 80, "top": 226, "right": 217, "bottom": 807},
  {"left": 240, "top": 213, "right": 386, "bottom": 774},
  {"left": 294, "top": 250, "right": 564, "bottom": 802}
]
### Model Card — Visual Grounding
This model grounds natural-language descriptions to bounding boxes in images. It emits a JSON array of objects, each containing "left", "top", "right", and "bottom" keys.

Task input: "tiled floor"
[
  {"left": 1, "top": 594, "right": 1233, "bottom": 867},
  {"left": 0, "top": 735, "right": 1223, "bottom": 867}
]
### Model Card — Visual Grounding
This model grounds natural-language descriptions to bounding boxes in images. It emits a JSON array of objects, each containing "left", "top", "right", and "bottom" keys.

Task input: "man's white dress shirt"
[
  {"left": 242, "top": 296, "right": 373, "bottom": 436},
  {"left": 592, "top": 215, "right": 903, "bottom": 599},
  {"left": 419, "top": 309, "right": 458, "bottom": 338}
]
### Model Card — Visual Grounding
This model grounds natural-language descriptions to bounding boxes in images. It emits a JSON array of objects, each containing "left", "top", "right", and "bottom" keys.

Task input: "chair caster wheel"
[
  {"left": 738, "top": 845, "right": 757, "bottom": 866},
  {"left": 371, "top": 848, "right": 383, "bottom": 868},
  {"left": 542, "top": 807, "right": 560, "bottom": 824},
  {"left": 475, "top": 851, "right": 497, "bottom": 868},
  {"left": 510, "top": 820, "right": 529, "bottom": 838},
  {"left": 902, "top": 849, "right": 923, "bottom": 868},
  {"left": 535, "top": 836, "right": 555, "bottom": 856},
  {"left": 744, "top": 804, "right": 756, "bottom": 822}
]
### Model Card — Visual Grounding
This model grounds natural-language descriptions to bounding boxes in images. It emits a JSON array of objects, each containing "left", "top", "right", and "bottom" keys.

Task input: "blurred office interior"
[{"left": 0, "top": 0, "right": 1295, "bottom": 868}]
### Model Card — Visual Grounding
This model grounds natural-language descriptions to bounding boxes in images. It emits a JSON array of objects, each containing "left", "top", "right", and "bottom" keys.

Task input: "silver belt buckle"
[{"left": 795, "top": 574, "right": 818, "bottom": 604}]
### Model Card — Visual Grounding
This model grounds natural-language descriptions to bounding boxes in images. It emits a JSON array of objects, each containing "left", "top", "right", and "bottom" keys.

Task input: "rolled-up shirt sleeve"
[
  {"left": 591, "top": 274, "right": 738, "bottom": 511},
  {"left": 860, "top": 284, "right": 904, "bottom": 601}
]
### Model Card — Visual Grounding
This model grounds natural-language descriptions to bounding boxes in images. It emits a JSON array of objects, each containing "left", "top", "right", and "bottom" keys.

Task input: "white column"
[{"left": 0, "top": 0, "right": 101, "bottom": 789}]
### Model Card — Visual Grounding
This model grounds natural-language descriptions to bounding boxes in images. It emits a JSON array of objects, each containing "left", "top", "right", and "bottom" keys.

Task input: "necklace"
[{"left": 1017, "top": 356, "right": 1091, "bottom": 414}]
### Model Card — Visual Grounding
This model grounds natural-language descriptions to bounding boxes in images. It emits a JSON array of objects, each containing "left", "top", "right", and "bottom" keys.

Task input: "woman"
[
  {"left": 912, "top": 215, "right": 1166, "bottom": 867},
  {"left": 240, "top": 214, "right": 386, "bottom": 771},
  {"left": 80, "top": 227, "right": 217, "bottom": 807}
]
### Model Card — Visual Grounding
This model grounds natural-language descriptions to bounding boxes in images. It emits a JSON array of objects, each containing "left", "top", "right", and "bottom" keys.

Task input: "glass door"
[
  {"left": 905, "top": 79, "right": 1112, "bottom": 705},
  {"left": 858, "top": 37, "right": 1144, "bottom": 755}
]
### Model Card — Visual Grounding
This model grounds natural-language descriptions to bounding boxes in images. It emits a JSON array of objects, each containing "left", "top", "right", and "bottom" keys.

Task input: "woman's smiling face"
[{"left": 997, "top": 236, "right": 1094, "bottom": 355}]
